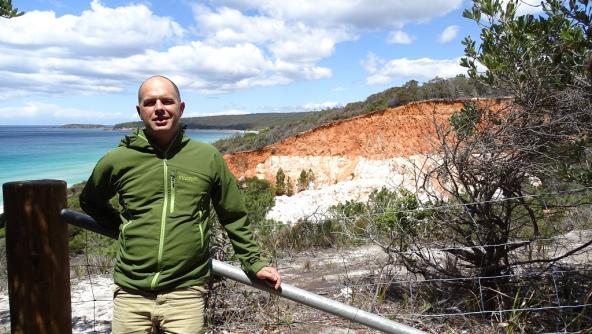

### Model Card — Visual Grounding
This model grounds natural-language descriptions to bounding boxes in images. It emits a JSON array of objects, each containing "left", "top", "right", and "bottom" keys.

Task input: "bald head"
[{"left": 138, "top": 75, "right": 181, "bottom": 103}]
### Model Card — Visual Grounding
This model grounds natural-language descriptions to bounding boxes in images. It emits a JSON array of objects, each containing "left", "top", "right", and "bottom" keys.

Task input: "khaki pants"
[{"left": 112, "top": 285, "right": 207, "bottom": 334}]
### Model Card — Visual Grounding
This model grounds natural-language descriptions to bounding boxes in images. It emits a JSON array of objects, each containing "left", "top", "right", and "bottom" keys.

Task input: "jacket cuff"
[{"left": 244, "top": 260, "right": 267, "bottom": 275}]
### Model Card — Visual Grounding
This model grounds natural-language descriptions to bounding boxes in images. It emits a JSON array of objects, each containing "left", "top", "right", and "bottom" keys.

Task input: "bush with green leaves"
[
  {"left": 365, "top": 188, "right": 427, "bottom": 252},
  {"left": 0, "top": 0, "right": 23, "bottom": 18},
  {"left": 449, "top": 102, "right": 481, "bottom": 139},
  {"left": 328, "top": 187, "right": 429, "bottom": 251},
  {"left": 239, "top": 177, "right": 275, "bottom": 225},
  {"left": 461, "top": 0, "right": 592, "bottom": 186}
]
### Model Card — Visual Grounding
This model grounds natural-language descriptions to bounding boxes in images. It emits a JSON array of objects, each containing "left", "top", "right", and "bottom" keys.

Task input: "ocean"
[{"left": 0, "top": 126, "right": 237, "bottom": 211}]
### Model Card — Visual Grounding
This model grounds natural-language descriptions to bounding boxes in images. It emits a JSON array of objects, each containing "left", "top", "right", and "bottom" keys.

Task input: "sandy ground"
[
  {"left": 0, "top": 275, "right": 113, "bottom": 333},
  {"left": 70, "top": 275, "right": 114, "bottom": 333}
]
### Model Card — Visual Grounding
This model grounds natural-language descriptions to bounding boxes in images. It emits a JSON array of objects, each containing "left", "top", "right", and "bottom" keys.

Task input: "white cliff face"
[
  {"left": 265, "top": 155, "right": 430, "bottom": 224},
  {"left": 256, "top": 155, "right": 358, "bottom": 187}
]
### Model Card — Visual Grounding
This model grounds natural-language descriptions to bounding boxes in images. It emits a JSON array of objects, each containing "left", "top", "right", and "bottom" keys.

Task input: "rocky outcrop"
[
  {"left": 225, "top": 99, "right": 506, "bottom": 183},
  {"left": 223, "top": 98, "right": 508, "bottom": 223}
]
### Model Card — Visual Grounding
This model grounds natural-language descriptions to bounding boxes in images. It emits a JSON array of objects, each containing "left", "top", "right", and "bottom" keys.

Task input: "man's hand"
[{"left": 255, "top": 266, "right": 281, "bottom": 290}]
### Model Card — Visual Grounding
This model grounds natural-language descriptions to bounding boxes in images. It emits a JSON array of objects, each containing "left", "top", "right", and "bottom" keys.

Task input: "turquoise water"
[{"left": 0, "top": 126, "right": 236, "bottom": 210}]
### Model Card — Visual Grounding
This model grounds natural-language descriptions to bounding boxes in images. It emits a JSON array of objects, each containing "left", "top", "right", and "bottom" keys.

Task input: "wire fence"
[
  {"left": 1, "top": 186, "right": 591, "bottom": 333},
  {"left": 12, "top": 260, "right": 592, "bottom": 333}
]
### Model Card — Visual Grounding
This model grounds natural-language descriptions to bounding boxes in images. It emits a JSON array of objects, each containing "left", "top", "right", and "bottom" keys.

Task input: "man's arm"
[
  {"left": 211, "top": 151, "right": 281, "bottom": 289},
  {"left": 79, "top": 156, "right": 122, "bottom": 234}
]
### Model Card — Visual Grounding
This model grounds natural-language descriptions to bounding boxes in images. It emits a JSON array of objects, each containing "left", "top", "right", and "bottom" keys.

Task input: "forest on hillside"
[{"left": 212, "top": 74, "right": 505, "bottom": 153}]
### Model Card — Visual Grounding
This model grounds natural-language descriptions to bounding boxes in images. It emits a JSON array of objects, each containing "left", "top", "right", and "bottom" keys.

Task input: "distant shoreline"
[{"left": 60, "top": 124, "right": 110, "bottom": 129}]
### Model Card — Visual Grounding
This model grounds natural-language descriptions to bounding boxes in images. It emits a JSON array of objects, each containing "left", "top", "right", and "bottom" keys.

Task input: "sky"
[{"left": 0, "top": 0, "right": 544, "bottom": 126}]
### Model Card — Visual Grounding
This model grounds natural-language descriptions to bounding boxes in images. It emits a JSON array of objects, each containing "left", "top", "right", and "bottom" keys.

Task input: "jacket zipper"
[
  {"left": 150, "top": 134, "right": 178, "bottom": 290},
  {"left": 150, "top": 131, "right": 181, "bottom": 290},
  {"left": 151, "top": 158, "right": 168, "bottom": 289}
]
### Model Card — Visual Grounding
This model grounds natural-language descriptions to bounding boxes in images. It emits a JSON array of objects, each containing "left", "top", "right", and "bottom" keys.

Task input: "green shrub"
[
  {"left": 296, "top": 169, "right": 315, "bottom": 192},
  {"left": 331, "top": 199, "right": 366, "bottom": 217},
  {"left": 239, "top": 177, "right": 275, "bottom": 224},
  {"left": 275, "top": 168, "right": 293, "bottom": 196},
  {"left": 275, "top": 219, "right": 341, "bottom": 251}
]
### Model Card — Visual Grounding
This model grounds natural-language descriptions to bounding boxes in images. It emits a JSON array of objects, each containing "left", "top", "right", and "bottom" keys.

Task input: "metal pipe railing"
[{"left": 60, "top": 209, "right": 427, "bottom": 334}]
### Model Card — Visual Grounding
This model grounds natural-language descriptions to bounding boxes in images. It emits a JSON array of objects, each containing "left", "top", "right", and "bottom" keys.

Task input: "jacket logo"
[{"left": 178, "top": 175, "right": 200, "bottom": 183}]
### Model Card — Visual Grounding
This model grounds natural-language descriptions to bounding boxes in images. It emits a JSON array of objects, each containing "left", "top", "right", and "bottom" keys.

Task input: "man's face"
[{"left": 136, "top": 77, "right": 185, "bottom": 140}]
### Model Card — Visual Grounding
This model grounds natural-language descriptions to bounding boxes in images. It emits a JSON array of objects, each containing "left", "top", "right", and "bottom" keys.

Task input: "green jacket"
[{"left": 80, "top": 128, "right": 266, "bottom": 292}]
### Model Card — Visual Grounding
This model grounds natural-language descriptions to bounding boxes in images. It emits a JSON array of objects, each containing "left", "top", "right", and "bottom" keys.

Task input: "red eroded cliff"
[{"left": 224, "top": 99, "right": 507, "bottom": 183}]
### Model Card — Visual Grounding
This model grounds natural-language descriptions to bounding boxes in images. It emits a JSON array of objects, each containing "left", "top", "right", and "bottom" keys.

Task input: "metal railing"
[{"left": 61, "top": 208, "right": 425, "bottom": 334}]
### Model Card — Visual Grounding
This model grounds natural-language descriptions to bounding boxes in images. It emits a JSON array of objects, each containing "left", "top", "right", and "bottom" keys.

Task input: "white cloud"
[
  {"left": 213, "top": 0, "right": 463, "bottom": 28},
  {"left": 362, "top": 54, "right": 465, "bottom": 85},
  {"left": 184, "top": 109, "right": 250, "bottom": 117},
  {"left": 438, "top": 25, "right": 459, "bottom": 43},
  {"left": 0, "top": 0, "right": 471, "bottom": 103},
  {"left": 0, "top": 1, "right": 346, "bottom": 98},
  {"left": 194, "top": 5, "right": 352, "bottom": 68},
  {"left": 360, "top": 52, "right": 383, "bottom": 73},
  {"left": 302, "top": 101, "right": 340, "bottom": 111},
  {"left": 387, "top": 30, "right": 415, "bottom": 44},
  {"left": 500, "top": 0, "right": 544, "bottom": 16},
  {"left": 0, "top": 0, "right": 184, "bottom": 57},
  {"left": 192, "top": 5, "right": 285, "bottom": 45},
  {"left": 1, "top": 102, "right": 128, "bottom": 123}
]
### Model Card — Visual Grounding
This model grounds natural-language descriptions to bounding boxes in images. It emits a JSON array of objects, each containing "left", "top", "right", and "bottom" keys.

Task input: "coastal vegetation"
[{"left": 60, "top": 124, "right": 109, "bottom": 129}]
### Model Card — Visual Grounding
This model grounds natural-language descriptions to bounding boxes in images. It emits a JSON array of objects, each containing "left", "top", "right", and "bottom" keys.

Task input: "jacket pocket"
[
  {"left": 120, "top": 219, "right": 133, "bottom": 249},
  {"left": 170, "top": 170, "right": 177, "bottom": 214}
]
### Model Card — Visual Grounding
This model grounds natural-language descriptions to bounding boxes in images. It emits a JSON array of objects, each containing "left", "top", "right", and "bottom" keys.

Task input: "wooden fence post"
[{"left": 2, "top": 180, "right": 71, "bottom": 334}]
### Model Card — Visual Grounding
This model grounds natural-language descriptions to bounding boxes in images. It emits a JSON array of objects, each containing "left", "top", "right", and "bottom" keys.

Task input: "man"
[{"left": 80, "top": 75, "right": 281, "bottom": 333}]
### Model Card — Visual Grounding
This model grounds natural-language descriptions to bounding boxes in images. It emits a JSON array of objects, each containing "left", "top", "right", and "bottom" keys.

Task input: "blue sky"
[{"left": 1, "top": 0, "right": 543, "bottom": 125}]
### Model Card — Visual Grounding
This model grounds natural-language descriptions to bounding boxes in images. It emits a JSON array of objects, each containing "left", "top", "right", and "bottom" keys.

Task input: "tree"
[
  {"left": 403, "top": 80, "right": 420, "bottom": 100},
  {"left": 296, "top": 169, "right": 315, "bottom": 192},
  {"left": 461, "top": 0, "right": 592, "bottom": 186},
  {"left": 391, "top": 0, "right": 592, "bottom": 314},
  {"left": 275, "top": 168, "right": 290, "bottom": 196},
  {"left": 1, "top": 0, "right": 24, "bottom": 18}
]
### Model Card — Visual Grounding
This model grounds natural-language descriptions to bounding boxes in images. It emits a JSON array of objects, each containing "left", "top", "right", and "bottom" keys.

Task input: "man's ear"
[
  {"left": 136, "top": 105, "right": 141, "bottom": 117},
  {"left": 179, "top": 101, "right": 185, "bottom": 117}
]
